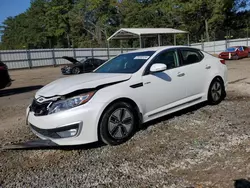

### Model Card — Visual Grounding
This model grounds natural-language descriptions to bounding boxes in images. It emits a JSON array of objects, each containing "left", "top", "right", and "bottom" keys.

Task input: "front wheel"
[
  {"left": 234, "top": 55, "right": 239, "bottom": 60},
  {"left": 208, "top": 78, "right": 226, "bottom": 105},
  {"left": 71, "top": 67, "right": 81, "bottom": 74},
  {"left": 99, "top": 102, "right": 137, "bottom": 145}
]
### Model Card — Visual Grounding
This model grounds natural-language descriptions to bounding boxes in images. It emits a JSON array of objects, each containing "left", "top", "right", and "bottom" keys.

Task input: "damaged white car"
[{"left": 26, "top": 46, "right": 227, "bottom": 146}]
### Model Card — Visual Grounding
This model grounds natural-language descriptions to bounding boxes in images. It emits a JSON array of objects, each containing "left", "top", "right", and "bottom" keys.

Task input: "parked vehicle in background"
[
  {"left": 0, "top": 61, "right": 12, "bottom": 90},
  {"left": 219, "top": 46, "right": 250, "bottom": 60},
  {"left": 61, "top": 56, "right": 106, "bottom": 75},
  {"left": 27, "top": 46, "right": 227, "bottom": 146}
]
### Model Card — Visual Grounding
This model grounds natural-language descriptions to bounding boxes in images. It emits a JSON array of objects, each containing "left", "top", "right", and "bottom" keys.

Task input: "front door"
[{"left": 142, "top": 49, "right": 187, "bottom": 116}]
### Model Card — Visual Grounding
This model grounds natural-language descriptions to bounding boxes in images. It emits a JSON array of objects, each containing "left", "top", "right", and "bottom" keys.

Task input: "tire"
[
  {"left": 208, "top": 78, "right": 226, "bottom": 105},
  {"left": 71, "top": 67, "right": 81, "bottom": 74},
  {"left": 248, "top": 53, "right": 250, "bottom": 58},
  {"left": 99, "top": 102, "right": 138, "bottom": 145},
  {"left": 234, "top": 55, "right": 239, "bottom": 60}
]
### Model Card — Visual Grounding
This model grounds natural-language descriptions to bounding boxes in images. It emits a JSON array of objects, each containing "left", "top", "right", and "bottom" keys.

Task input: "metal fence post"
[
  {"left": 91, "top": 48, "right": 94, "bottom": 59},
  {"left": 26, "top": 49, "right": 32, "bottom": 69},
  {"left": 107, "top": 48, "right": 110, "bottom": 59},
  {"left": 73, "top": 48, "right": 76, "bottom": 59},
  {"left": 214, "top": 40, "right": 216, "bottom": 54},
  {"left": 51, "top": 48, "right": 56, "bottom": 67},
  {"left": 0, "top": 51, "right": 2, "bottom": 61},
  {"left": 201, "top": 41, "right": 204, "bottom": 51},
  {"left": 107, "top": 40, "right": 110, "bottom": 59}
]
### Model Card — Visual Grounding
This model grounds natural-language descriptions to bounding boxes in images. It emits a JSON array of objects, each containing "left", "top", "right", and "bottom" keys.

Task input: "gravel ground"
[{"left": 1, "top": 59, "right": 250, "bottom": 188}]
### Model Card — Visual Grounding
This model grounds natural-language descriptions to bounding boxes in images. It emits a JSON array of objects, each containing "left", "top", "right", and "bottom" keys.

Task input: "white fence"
[
  {"left": 1, "top": 37, "right": 250, "bottom": 70},
  {"left": 191, "top": 38, "right": 250, "bottom": 54},
  {"left": 0, "top": 48, "right": 135, "bottom": 69}
]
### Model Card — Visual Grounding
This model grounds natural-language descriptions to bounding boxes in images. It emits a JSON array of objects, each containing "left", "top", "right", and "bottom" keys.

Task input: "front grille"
[
  {"left": 30, "top": 124, "right": 61, "bottom": 138},
  {"left": 30, "top": 99, "right": 52, "bottom": 116}
]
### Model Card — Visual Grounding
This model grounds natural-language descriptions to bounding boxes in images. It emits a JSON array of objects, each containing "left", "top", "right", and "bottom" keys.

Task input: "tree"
[{"left": 0, "top": 0, "right": 249, "bottom": 49}]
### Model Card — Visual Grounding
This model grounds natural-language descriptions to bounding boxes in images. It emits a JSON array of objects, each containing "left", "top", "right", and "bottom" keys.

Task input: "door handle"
[
  {"left": 206, "top": 65, "right": 211, "bottom": 69},
  {"left": 177, "top": 72, "right": 185, "bottom": 77}
]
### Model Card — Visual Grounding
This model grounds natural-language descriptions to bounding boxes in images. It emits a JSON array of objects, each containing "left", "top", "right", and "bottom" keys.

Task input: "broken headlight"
[{"left": 48, "top": 91, "right": 95, "bottom": 114}]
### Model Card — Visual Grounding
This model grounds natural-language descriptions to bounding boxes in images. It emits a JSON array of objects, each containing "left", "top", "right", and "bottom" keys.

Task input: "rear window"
[
  {"left": 180, "top": 49, "right": 204, "bottom": 65},
  {"left": 238, "top": 46, "right": 244, "bottom": 51}
]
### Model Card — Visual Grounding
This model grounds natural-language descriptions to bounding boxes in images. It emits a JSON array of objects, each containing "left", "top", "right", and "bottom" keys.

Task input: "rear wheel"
[
  {"left": 248, "top": 53, "right": 250, "bottom": 58},
  {"left": 208, "top": 78, "right": 225, "bottom": 105},
  {"left": 99, "top": 102, "right": 137, "bottom": 145},
  {"left": 71, "top": 67, "right": 80, "bottom": 74}
]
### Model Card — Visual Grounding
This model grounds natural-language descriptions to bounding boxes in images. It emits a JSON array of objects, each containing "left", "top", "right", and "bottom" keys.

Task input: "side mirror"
[{"left": 150, "top": 63, "right": 167, "bottom": 73}]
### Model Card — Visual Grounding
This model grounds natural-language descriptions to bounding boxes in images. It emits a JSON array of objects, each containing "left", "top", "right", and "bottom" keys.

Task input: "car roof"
[
  {"left": 125, "top": 46, "right": 197, "bottom": 54},
  {"left": 229, "top": 46, "right": 245, "bottom": 48}
]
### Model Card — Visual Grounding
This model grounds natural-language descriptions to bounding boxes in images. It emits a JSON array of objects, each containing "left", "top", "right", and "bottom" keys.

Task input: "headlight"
[{"left": 48, "top": 91, "right": 95, "bottom": 114}]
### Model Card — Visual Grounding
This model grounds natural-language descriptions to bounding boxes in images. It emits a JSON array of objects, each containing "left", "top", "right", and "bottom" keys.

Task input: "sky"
[{"left": 0, "top": 0, "right": 31, "bottom": 25}]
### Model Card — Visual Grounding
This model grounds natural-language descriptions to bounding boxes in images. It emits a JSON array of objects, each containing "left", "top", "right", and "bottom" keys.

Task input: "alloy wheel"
[
  {"left": 108, "top": 108, "right": 134, "bottom": 139},
  {"left": 211, "top": 81, "right": 222, "bottom": 102},
  {"left": 72, "top": 67, "right": 80, "bottom": 74}
]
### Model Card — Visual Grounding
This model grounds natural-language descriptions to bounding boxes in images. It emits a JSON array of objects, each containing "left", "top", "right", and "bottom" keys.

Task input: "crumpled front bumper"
[
  {"left": 61, "top": 67, "right": 72, "bottom": 75},
  {"left": 26, "top": 101, "right": 104, "bottom": 146}
]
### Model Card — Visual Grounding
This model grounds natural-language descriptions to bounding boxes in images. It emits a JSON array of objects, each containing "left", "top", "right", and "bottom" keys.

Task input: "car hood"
[
  {"left": 62, "top": 56, "right": 80, "bottom": 64},
  {"left": 36, "top": 73, "right": 132, "bottom": 98},
  {"left": 220, "top": 52, "right": 236, "bottom": 55}
]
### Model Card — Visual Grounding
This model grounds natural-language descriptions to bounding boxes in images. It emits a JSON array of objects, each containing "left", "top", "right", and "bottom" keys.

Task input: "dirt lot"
[{"left": 1, "top": 59, "right": 250, "bottom": 188}]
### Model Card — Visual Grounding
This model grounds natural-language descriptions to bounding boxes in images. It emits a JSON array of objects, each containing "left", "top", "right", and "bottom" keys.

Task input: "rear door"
[
  {"left": 178, "top": 48, "right": 208, "bottom": 98},
  {"left": 243, "top": 46, "right": 249, "bottom": 57},
  {"left": 83, "top": 59, "right": 95, "bottom": 72},
  {"left": 93, "top": 59, "right": 103, "bottom": 69}
]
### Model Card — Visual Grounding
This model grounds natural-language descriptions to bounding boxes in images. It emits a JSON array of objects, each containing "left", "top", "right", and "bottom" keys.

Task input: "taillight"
[
  {"left": 220, "top": 59, "right": 226, "bottom": 64},
  {"left": 220, "top": 59, "right": 226, "bottom": 65}
]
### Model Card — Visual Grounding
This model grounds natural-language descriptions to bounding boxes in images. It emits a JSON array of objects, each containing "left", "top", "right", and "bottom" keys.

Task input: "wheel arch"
[
  {"left": 207, "top": 75, "right": 226, "bottom": 99},
  {"left": 97, "top": 97, "right": 143, "bottom": 140}
]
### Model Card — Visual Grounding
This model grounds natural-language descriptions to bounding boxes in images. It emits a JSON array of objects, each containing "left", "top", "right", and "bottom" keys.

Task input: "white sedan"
[{"left": 26, "top": 46, "right": 227, "bottom": 146}]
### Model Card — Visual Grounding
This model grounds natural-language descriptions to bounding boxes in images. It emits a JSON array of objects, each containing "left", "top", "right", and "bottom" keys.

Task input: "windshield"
[
  {"left": 79, "top": 58, "right": 87, "bottom": 64},
  {"left": 226, "top": 47, "right": 236, "bottom": 52},
  {"left": 94, "top": 51, "right": 155, "bottom": 73},
  {"left": 238, "top": 46, "right": 244, "bottom": 51}
]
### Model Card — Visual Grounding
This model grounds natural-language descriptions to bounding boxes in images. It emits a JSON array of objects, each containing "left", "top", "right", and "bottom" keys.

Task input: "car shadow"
[
  {"left": 1, "top": 140, "right": 105, "bottom": 151},
  {"left": 141, "top": 101, "right": 208, "bottom": 130},
  {"left": 0, "top": 85, "right": 43, "bottom": 97}
]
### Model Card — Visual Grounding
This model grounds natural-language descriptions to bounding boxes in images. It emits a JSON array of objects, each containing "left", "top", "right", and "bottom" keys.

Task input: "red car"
[{"left": 219, "top": 46, "right": 250, "bottom": 60}]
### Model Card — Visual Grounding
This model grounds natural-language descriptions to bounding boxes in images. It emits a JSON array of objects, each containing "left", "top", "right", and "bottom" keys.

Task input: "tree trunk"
[
  {"left": 66, "top": 33, "right": 70, "bottom": 48},
  {"left": 205, "top": 19, "right": 210, "bottom": 42}
]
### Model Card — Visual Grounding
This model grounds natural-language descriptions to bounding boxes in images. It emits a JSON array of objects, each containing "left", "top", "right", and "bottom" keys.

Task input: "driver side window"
[{"left": 151, "top": 50, "right": 179, "bottom": 70}]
